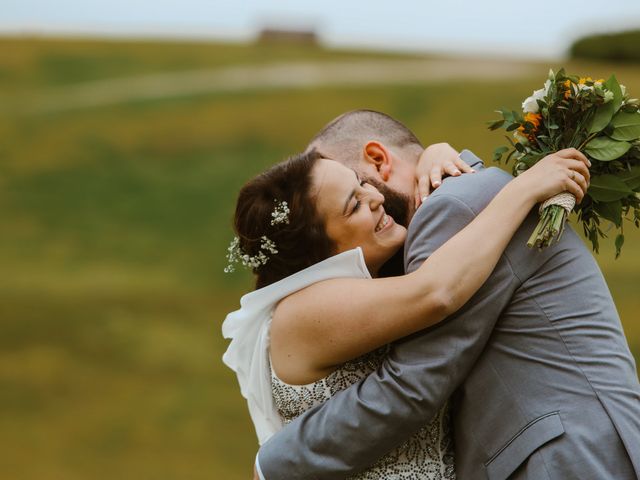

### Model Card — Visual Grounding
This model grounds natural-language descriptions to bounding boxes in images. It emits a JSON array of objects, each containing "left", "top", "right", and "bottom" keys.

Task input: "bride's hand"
[
  {"left": 415, "top": 143, "right": 475, "bottom": 207},
  {"left": 516, "top": 148, "right": 591, "bottom": 204}
]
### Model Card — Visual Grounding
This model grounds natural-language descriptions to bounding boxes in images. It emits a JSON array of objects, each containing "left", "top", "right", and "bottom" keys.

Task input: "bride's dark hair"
[{"left": 233, "top": 149, "right": 335, "bottom": 289}]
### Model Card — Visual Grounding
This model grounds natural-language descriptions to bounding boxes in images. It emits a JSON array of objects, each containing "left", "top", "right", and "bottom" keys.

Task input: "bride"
[{"left": 222, "top": 146, "right": 589, "bottom": 479}]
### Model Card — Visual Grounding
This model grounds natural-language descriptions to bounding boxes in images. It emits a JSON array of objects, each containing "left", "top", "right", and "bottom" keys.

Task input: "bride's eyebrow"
[{"left": 342, "top": 170, "right": 361, "bottom": 215}]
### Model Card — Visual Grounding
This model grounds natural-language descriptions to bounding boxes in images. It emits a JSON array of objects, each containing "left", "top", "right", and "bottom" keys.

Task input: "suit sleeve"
[{"left": 257, "top": 193, "right": 521, "bottom": 480}]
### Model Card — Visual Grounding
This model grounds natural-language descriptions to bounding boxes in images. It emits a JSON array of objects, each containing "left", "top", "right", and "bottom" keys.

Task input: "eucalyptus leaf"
[
  {"left": 609, "top": 111, "right": 640, "bottom": 141},
  {"left": 588, "top": 174, "right": 634, "bottom": 202},
  {"left": 584, "top": 137, "right": 631, "bottom": 161}
]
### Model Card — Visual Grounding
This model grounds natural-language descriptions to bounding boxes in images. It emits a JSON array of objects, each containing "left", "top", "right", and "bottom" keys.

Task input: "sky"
[{"left": 2, "top": 0, "right": 640, "bottom": 58}]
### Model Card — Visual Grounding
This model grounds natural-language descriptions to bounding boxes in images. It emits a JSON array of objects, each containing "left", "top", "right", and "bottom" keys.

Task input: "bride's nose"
[{"left": 369, "top": 190, "right": 385, "bottom": 210}]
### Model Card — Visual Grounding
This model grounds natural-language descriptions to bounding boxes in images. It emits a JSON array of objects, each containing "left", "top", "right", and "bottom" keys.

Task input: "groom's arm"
[{"left": 258, "top": 179, "right": 521, "bottom": 479}]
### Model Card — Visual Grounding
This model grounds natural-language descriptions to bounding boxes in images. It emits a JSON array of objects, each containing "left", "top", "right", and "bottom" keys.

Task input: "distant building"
[{"left": 257, "top": 28, "right": 318, "bottom": 45}]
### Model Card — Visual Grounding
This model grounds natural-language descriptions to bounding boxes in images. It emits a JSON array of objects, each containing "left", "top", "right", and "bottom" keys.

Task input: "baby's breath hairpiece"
[
  {"left": 224, "top": 199, "right": 289, "bottom": 273},
  {"left": 224, "top": 236, "right": 278, "bottom": 273},
  {"left": 270, "top": 200, "right": 290, "bottom": 226}
]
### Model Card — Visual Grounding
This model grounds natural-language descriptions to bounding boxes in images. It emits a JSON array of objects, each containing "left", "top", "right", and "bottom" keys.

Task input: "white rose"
[
  {"left": 522, "top": 87, "right": 546, "bottom": 113},
  {"left": 621, "top": 84, "right": 627, "bottom": 97}
]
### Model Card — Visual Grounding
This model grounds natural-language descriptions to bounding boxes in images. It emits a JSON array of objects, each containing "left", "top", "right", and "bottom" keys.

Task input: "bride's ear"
[{"left": 363, "top": 141, "right": 392, "bottom": 181}]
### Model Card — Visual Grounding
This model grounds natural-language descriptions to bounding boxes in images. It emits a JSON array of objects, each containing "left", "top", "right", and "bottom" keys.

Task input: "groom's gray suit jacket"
[{"left": 258, "top": 151, "right": 640, "bottom": 479}]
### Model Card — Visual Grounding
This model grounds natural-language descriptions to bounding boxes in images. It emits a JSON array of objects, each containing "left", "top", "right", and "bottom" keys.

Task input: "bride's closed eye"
[{"left": 351, "top": 180, "right": 367, "bottom": 214}]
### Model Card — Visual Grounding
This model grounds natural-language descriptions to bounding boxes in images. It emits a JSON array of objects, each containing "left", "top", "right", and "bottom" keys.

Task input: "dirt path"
[{"left": 14, "top": 57, "right": 539, "bottom": 113}]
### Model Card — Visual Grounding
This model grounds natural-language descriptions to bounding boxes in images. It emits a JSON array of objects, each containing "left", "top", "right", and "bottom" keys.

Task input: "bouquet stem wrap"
[{"left": 527, "top": 192, "right": 576, "bottom": 249}]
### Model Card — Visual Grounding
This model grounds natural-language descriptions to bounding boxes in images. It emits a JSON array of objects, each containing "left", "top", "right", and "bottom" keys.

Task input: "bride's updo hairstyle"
[{"left": 233, "top": 149, "right": 335, "bottom": 289}]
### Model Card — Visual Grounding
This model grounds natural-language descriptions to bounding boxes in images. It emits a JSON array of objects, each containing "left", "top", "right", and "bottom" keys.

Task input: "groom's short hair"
[{"left": 305, "top": 110, "right": 423, "bottom": 166}]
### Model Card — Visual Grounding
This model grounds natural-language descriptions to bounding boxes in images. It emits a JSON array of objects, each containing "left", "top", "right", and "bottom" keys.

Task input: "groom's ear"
[{"left": 363, "top": 141, "right": 393, "bottom": 181}]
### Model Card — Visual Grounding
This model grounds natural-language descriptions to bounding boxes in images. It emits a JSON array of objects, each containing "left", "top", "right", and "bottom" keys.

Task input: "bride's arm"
[
  {"left": 414, "top": 142, "right": 475, "bottom": 204},
  {"left": 271, "top": 149, "right": 589, "bottom": 382}
]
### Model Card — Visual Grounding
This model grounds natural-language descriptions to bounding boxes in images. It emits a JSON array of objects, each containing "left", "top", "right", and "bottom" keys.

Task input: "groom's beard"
[
  {"left": 365, "top": 178, "right": 412, "bottom": 228},
  {"left": 366, "top": 178, "right": 410, "bottom": 278}
]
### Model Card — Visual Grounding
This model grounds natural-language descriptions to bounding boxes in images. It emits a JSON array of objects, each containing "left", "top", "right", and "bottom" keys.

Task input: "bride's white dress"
[
  {"left": 222, "top": 248, "right": 456, "bottom": 478},
  {"left": 271, "top": 348, "right": 456, "bottom": 479}
]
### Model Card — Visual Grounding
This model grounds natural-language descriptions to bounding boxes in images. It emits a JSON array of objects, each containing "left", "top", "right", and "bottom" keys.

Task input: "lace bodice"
[{"left": 271, "top": 347, "right": 456, "bottom": 479}]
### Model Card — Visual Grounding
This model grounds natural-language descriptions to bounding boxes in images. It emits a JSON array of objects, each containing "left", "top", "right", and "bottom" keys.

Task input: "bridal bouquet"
[{"left": 489, "top": 69, "right": 640, "bottom": 257}]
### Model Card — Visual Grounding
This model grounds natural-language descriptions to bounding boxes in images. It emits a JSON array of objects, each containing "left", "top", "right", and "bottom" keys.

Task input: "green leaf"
[
  {"left": 506, "top": 123, "right": 520, "bottom": 132},
  {"left": 496, "top": 109, "right": 515, "bottom": 122},
  {"left": 488, "top": 119, "right": 505, "bottom": 131},
  {"left": 592, "top": 200, "right": 622, "bottom": 227},
  {"left": 588, "top": 174, "right": 634, "bottom": 202},
  {"left": 605, "top": 75, "right": 624, "bottom": 113},
  {"left": 609, "top": 111, "right": 640, "bottom": 141},
  {"left": 588, "top": 227, "right": 600, "bottom": 254},
  {"left": 513, "top": 110, "right": 524, "bottom": 123},
  {"left": 584, "top": 137, "right": 631, "bottom": 161},
  {"left": 536, "top": 136, "right": 551, "bottom": 149},
  {"left": 520, "top": 152, "right": 546, "bottom": 166},
  {"left": 493, "top": 146, "right": 509, "bottom": 161},
  {"left": 615, "top": 234, "right": 624, "bottom": 259},
  {"left": 619, "top": 166, "right": 640, "bottom": 191},
  {"left": 588, "top": 101, "right": 615, "bottom": 134}
]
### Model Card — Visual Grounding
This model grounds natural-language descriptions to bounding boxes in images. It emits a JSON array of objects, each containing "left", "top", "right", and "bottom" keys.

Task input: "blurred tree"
[{"left": 570, "top": 30, "right": 640, "bottom": 63}]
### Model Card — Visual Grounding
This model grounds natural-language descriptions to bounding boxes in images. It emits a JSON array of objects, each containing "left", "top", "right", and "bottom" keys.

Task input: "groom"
[{"left": 255, "top": 110, "right": 640, "bottom": 479}]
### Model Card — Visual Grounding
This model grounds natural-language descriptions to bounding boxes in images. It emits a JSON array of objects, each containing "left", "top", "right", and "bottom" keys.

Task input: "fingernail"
[
  {"left": 470, "top": 169, "right": 476, "bottom": 173},
  {"left": 433, "top": 181, "right": 441, "bottom": 187},
  {"left": 422, "top": 196, "right": 428, "bottom": 203},
  {"left": 454, "top": 170, "right": 461, "bottom": 175}
]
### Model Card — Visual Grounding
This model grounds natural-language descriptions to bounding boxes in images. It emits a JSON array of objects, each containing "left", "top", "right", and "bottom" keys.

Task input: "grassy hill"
[{"left": 0, "top": 37, "right": 638, "bottom": 479}]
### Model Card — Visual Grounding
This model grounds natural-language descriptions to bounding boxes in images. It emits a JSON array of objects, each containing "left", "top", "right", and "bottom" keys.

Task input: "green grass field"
[{"left": 0, "top": 37, "right": 638, "bottom": 479}]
